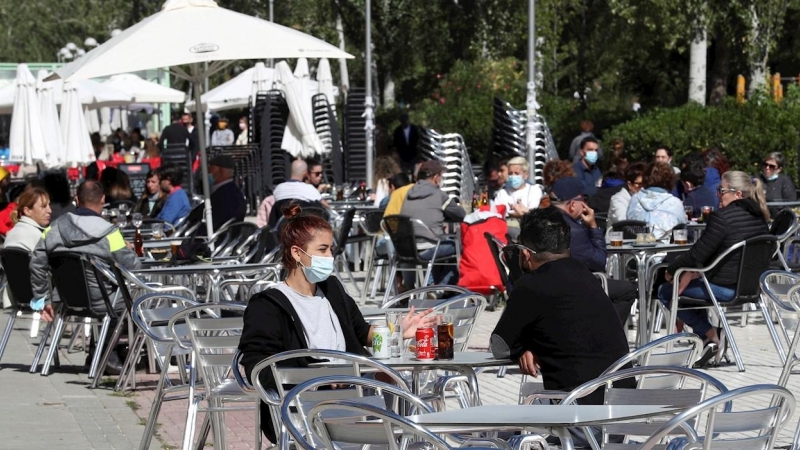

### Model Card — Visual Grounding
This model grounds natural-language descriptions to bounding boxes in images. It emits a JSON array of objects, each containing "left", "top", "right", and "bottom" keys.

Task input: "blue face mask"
[
  {"left": 298, "top": 248, "right": 334, "bottom": 284},
  {"left": 208, "top": 174, "right": 215, "bottom": 186},
  {"left": 768, "top": 173, "right": 779, "bottom": 181},
  {"left": 584, "top": 150, "right": 598, "bottom": 165},
  {"left": 508, "top": 174, "right": 524, "bottom": 189},
  {"left": 31, "top": 298, "right": 45, "bottom": 311}
]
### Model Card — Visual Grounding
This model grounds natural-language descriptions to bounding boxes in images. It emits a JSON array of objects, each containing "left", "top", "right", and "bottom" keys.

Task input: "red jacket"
[{"left": 0, "top": 202, "right": 18, "bottom": 236}]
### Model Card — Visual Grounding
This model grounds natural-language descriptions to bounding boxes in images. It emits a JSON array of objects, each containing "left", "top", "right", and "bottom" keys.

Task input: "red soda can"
[{"left": 415, "top": 327, "right": 435, "bottom": 360}]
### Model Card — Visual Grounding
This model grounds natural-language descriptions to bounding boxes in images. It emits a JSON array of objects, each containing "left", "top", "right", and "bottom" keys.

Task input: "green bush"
[{"left": 608, "top": 89, "right": 800, "bottom": 180}]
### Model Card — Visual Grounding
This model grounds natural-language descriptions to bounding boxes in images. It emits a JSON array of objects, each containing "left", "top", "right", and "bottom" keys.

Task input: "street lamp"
[
  {"left": 110, "top": 29, "right": 122, "bottom": 38},
  {"left": 66, "top": 42, "right": 77, "bottom": 52},
  {"left": 84, "top": 37, "right": 98, "bottom": 48},
  {"left": 76, "top": 48, "right": 86, "bottom": 57}
]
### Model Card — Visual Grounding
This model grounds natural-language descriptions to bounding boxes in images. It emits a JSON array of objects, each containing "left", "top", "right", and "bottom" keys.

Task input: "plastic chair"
[
  {"left": 638, "top": 384, "right": 795, "bottom": 450},
  {"left": 657, "top": 235, "right": 777, "bottom": 371}
]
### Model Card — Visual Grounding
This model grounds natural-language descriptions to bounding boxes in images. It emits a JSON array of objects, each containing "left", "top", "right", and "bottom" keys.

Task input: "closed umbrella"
[
  {"left": 99, "top": 107, "right": 113, "bottom": 138},
  {"left": 9, "top": 64, "right": 47, "bottom": 165},
  {"left": 85, "top": 107, "right": 101, "bottom": 134},
  {"left": 316, "top": 58, "right": 335, "bottom": 106},
  {"left": 37, "top": 69, "right": 63, "bottom": 168},
  {"left": 250, "top": 62, "right": 273, "bottom": 103},
  {"left": 51, "top": 0, "right": 352, "bottom": 240},
  {"left": 60, "top": 80, "right": 96, "bottom": 167},
  {"left": 280, "top": 59, "right": 325, "bottom": 158}
]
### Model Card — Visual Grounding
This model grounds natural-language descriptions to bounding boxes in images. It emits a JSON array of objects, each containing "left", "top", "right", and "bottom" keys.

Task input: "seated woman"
[
  {"left": 134, "top": 169, "right": 167, "bottom": 218},
  {"left": 494, "top": 156, "right": 544, "bottom": 217},
  {"left": 759, "top": 151, "right": 796, "bottom": 203},
  {"left": 5, "top": 187, "right": 51, "bottom": 252},
  {"left": 658, "top": 171, "right": 770, "bottom": 366},
  {"left": 626, "top": 162, "right": 686, "bottom": 238},
  {"left": 607, "top": 162, "right": 646, "bottom": 226},
  {"left": 238, "top": 203, "right": 435, "bottom": 443}
]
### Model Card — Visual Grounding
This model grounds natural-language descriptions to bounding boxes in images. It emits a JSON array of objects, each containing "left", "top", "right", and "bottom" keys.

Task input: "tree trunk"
[
  {"left": 688, "top": 25, "right": 707, "bottom": 105},
  {"left": 382, "top": 73, "right": 396, "bottom": 109},
  {"left": 708, "top": 35, "right": 730, "bottom": 106},
  {"left": 748, "top": 4, "right": 768, "bottom": 96},
  {"left": 335, "top": 14, "right": 350, "bottom": 96}
]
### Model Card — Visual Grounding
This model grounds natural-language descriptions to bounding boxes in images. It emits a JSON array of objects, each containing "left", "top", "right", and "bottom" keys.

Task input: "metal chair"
[
  {"left": 248, "top": 348, "right": 410, "bottom": 450},
  {"left": 134, "top": 294, "right": 198, "bottom": 450},
  {"left": 208, "top": 221, "right": 257, "bottom": 257},
  {"left": 657, "top": 235, "right": 778, "bottom": 371},
  {"left": 167, "top": 302, "right": 252, "bottom": 450},
  {"left": 332, "top": 207, "right": 364, "bottom": 297},
  {"left": 770, "top": 209, "right": 799, "bottom": 271},
  {"left": 382, "top": 215, "right": 458, "bottom": 303},
  {"left": 638, "top": 384, "right": 795, "bottom": 450},
  {"left": 0, "top": 248, "right": 57, "bottom": 371},
  {"left": 380, "top": 285, "right": 472, "bottom": 308},
  {"left": 561, "top": 366, "right": 729, "bottom": 450},
  {"left": 759, "top": 270, "right": 800, "bottom": 366},
  {"left": 360, "top": 209, "right": 389, "bottom": 303},
  {"left": 776, "top": 283, "right": 800, "bottom": 391}
]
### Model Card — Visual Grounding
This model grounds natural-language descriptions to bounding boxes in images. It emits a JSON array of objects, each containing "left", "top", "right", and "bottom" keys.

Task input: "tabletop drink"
[
  {"left": 152, "top": 223, "right": 164, "bottom": 240},
  {"left": 372, "top": 322, "right": 391, "bottom": 359},
  {"left": 673, "top": 229, "right": 688, "bottom": 245},
  {"left": 415, "top": 327, "right": 435, "bottom": 361},
  {"left": 336, "top": 185, "right": 345, "bottom": 201},
  {"left": 684, "top": 206, "right": 693, "bottom": 222},
  {"left": 609, "top": 231, "right": 624, "bottom": 247},
  {"left": 701, "top": 206, "right": 713, "bottom": 223},
  {"left": 134, "top": 227, "right": 144, "bottom": 257},
  {"left": 170, "top": 240, "right": 182, "bottom": 256},
  {"left": 436, "top": 314, "right": 454, "bottom": 360}
]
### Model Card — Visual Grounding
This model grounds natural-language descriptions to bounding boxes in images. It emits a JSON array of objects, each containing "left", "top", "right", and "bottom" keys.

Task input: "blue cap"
[{"left": 550, "top": 177, "right": 585, "bottom": 202}]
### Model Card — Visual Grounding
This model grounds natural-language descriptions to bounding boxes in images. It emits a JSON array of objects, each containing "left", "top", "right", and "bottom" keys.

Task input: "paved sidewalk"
[{"left": 0, "top": 312, "right": 160, "bottom": 450}]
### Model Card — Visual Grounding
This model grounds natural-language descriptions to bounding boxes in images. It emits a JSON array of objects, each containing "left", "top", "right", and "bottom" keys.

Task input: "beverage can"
[
  {"left": 415, "top": 327, "right": 435, "bottom": 360},
  {"left": 372, "top": 324, "right": 391, "bottom": 359}
]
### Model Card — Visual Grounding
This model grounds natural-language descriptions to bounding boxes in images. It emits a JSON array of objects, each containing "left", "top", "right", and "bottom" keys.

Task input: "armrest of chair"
[{"left": 593, "top": 272, "right": 608, "bottom": 294}]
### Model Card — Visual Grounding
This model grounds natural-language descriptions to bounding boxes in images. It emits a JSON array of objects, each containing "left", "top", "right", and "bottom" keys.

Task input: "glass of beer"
[
  {"left": 170, "top": 240, "right": 182, "bottom": 256},
  {"left": 701, "top": 206, "right": 714, "bottom": 223},
  {"left": 436, "top": 314, "right": 454, "bottom": 360},
  {"left": 609, "top": 231, "right": 624, "bottom": 247},
  {"left": 152, "top": 223, "right": 164, "bottom": 240},
  {"left": 673, "top": 229, "right": 689, "bottom": 245},
  {"left": 684, "top": 206, "right": 693, "bottom": 222}
]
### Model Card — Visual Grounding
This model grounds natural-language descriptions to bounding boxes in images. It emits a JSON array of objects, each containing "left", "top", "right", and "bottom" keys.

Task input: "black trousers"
[{"left": 606, "top": 279, "right": 637, "bottom": 326}]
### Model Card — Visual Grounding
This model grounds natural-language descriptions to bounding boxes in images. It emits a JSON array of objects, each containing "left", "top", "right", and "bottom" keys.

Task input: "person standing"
[
  {"left": 572, "top": 137, "right": 602, "bottom": 197},
  {"left": 393, "top": 113, "right": 419, "bottom": 173},
  {"left": 208, "top": 155, "right": 246, "bottom": 230},
  {"left": 210, "top": 117, "right": 235, "bottom": 147},
  {"left": 569, "top": 120, "right": 602, "bottom": 162},
  {"left": 235, "top": 116, "right": 249, "bottom": 145},
  {"left": 182, "top": 112, "right": 199, "bottom": 155},
  {"left": 159, "top": 112, "right": 191, "bottom": 152}
]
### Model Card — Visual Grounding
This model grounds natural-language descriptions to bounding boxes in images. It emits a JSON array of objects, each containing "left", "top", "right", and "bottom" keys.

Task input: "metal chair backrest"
[
  {"left": 0, "top": 248, "right": 34, "bottom": 308},
  {"left": 638, "top": 384, "right": 796, "bottom": 450},
  {"left": 483, "top": 232, "right": 510, "bottom": 291},
  {"left": 733, "top": 235, "right": 778, "bottom": 303},
  {"left": 132, "top": 294, "right": 199, "bottom": 345},
  {"left": 770, "top": 209, "right": 797, "bottom": 239},
  {"left": 49, "top": 252, "right": 115, "bottom": 317},
  {"left": 759, "top": 270, "right": 800, "bottom": 364},
  {"left": 168, "top": 303, "right": 246, "bottom": 391},
  {"left": 562, "top": 366, "right": 730, "bottom": 449},
  {"left": 310, "top": 399, "right": 451, "bottom": 449},
  {"left": 380, "top": 285, "right": 472, "bottom": 308},
  {"left": 284, "top": 375, "right": 435, "bottom": 449},
  {"left": 611, "top": 220, "right": 649, "bottom": 239},
  {"left": 429, "top": 294, "right": 486, "bottom": 352},
  {"left": 360, "top": 210, "right": 385, "bottom": 236},
  {"left": 500, "top": 244, "right": 526, "bottom": 284},
  {"left": 602, "top": 332, "right": 704, "bottom": 374},
  {"left": 209, "top": 220, "right": 255, "bottom": 256},
  {"left": 333, "top": 207, "right": 357, "bottom": 258},
  {"left": 382, "top": 215, "right": 433, "bottom": 264}
]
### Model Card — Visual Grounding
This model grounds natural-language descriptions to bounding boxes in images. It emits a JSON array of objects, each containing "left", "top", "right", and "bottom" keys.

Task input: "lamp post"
[
  {"left": 364, "top": 0, "right": 374, "bottom": 188},
  {"left": 525, "top": 0, "right": 537, "bottom": 180}
]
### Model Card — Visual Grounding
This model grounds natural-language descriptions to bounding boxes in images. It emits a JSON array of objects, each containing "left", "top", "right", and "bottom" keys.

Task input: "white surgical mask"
[{"left": 297, "top": 248, "right": 334, "bottom": 283}]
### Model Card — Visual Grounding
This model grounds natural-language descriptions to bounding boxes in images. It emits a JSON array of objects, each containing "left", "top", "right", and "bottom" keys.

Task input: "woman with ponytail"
[
  {"left": 238, "top": 202, "right": 435, "bottom": 444},
  {"left": 658, "top": 171, "right": 770, "bottom": 367}
]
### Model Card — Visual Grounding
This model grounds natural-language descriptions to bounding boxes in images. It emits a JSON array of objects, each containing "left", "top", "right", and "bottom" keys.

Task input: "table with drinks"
[{"left": 607, "top": 229, "right": 693, "bottom": 346}]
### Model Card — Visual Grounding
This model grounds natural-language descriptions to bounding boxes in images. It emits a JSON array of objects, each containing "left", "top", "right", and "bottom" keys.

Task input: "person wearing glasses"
[
  {"left": 759, "top": 152, "right": 796, "bottom": 203},
  {"left": 658, "top": 171, "right": 770, "bottom": 367},
  {"left": 607, "top": 162, "right": 647, "bottom": 226},
  {"left": 626, "top": 162, "right": 687, "bottom": 239},
  {"left": 304, "top": 158, "right": 330, "bottom": 194}
]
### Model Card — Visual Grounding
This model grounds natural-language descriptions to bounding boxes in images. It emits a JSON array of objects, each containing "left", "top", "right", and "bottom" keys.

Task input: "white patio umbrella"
[
  {"left": 9, "top": 64, "right": 47, "bottom": 165},
  {"left": 103, "top": 73, "right": 186, "bottom": 103},
  {"left": 60, "top": 81, "right": 96, "bottom": 167},
  {"left": 280, "top": 59, "right": 325, "bottom": 158},
  {"left": 50, "top": 0, "right": 352, "bottom": 240},
  {"left": 37, "top": 69, "right": 63, "bottom": 168},
  {"left": 316, "top": 58, "right": 335, "bottom": 106},
  {"left": 0, "top": 78, "right": 132, "bottom": 114},
  {"left": 85, "top": 107, "right": 101, "bottom": 134},
  {"left": 99, "top": 107, "right": 112, "bottom": 138},
  {"left": 185, "top": 63, "right": 275, "bottom": 111}
]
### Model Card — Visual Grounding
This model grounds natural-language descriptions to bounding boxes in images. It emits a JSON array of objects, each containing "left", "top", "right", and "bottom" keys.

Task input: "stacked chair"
[
  {"left": 311, "top": 92, "right": 344, "bottom": 185},
  {"left": 208, "top": 144, "right": 264, "bottom": 214},
  {"left": 343, "top": 88, "right": 371, "bottom": 182},
  {"left": 252, "top": 89, "right": 290, "bottom": 187},
  {"left": 417, "top": 127, "right": 475, "bottom": 205},
  {"left": 491, "top": 97, "right": 558, "bottom": 185},
  {"left": 161, "top": 143, "right": 195, "bottom": 197}
]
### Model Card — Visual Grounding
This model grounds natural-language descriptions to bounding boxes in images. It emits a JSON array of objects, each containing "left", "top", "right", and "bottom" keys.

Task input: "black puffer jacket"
[{"left": 668, "top": 198, "right": 769, "bottom": 286}]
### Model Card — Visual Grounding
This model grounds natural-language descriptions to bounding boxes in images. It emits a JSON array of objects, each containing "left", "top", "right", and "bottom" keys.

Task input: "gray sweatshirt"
[{"left": 399, "top": 180, "right": 466, "bottom": 248}]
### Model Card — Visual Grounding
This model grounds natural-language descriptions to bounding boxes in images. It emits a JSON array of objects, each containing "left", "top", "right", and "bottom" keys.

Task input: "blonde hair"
[
  {"left": 722, "top": 170, "right": 770, "bottom": 221},
  {"left": 507, "top": 156, "right": 529, "bottom": 173},
  {"left": 12, "top": 187, "right": 49, "bottom": 224}
]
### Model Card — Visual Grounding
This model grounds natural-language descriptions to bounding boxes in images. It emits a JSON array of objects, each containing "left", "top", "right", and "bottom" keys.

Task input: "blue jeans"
[
  {"left": 658, "top": 279, "right": 735, "bottom": 337},
  {"left": 401, "top": 241, "right": 458, "bottom": 287}
]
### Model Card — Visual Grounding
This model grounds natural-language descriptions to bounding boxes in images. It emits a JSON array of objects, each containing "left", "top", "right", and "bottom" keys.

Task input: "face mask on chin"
[{"left": 768, "top": 173, "right": 779, "bottom": 181}]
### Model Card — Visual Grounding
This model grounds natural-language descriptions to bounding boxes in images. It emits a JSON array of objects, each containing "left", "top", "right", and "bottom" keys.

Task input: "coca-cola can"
[{"left": 415, "top": 327, "right": 435, "bottom": 360}]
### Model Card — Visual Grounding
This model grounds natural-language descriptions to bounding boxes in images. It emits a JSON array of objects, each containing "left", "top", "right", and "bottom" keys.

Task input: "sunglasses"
[
  {"left": 310, "top": 171, "right": 323, "bottom": 176},
  {"left": 716, "top": 186, "right": 738, "bottom": 195},
  {"left": 762, "top": 162, "right": 779, "bottom": 170}
]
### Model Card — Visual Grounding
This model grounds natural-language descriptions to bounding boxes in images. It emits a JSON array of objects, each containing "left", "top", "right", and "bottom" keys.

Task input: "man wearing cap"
[
  {"left": 209, "top": 155, "right": 246, "bottom": 230},
  {"left": 550, "top": 177, "right": 637, "bottom": 325},
  {"left": 210, "top": 118, "right": 235, "bottom": 147},
  {"left": 398, "top": 160, "right": 466, "bottom": 287}
]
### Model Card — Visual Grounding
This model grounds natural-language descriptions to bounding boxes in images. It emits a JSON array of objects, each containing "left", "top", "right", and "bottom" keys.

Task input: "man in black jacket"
[
  {"left": 158, "top": 112, "right": 191, "bottom": 152},
  {"left": 208, "top": 155, "right": 246, "bottom": 230}
]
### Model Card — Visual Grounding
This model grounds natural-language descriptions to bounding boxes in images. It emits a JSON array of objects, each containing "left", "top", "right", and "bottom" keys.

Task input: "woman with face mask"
[
  {"left": 238, "top": 202, "right": 435, "bottom": 444},
  {"left": 493, "top": 156, "right": 544, "bottom": 218},
  {"left": 758, "top": 151, "right": 796, "bottom": 203}
]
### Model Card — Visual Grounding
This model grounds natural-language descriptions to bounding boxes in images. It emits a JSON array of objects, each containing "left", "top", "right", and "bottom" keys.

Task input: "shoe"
[
  {"left": 693, "top": 342, "right": 719, "bottom": 369},
  {"left": 104, "top": 351, "right": 123, "bottom": 376}
]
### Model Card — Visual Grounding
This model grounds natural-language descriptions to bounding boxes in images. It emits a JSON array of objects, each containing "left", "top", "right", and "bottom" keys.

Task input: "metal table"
[
  {"left": 607, "top": 243, "right": 692, "bottom": 346},
  {"left": 134, "top": 263, "right": 280, "bottom": 302},
  {"left": 358, "top": 307, "right": 410, "bottom": 321},
  {"left": 407, "top": 404, "right": 681, "bottom": 450}
]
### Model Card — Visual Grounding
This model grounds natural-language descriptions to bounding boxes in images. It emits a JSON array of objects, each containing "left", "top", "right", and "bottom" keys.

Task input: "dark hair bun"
[{"left": 282, "top": 202, "right": 302, "bottom": 219}]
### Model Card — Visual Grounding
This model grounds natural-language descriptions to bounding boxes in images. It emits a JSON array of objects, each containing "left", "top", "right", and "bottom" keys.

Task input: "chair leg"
[
  {"left": 712, "top": 303, "right": 746, "bottom": 372},
  {"left": 382, "top": 265, "right": 398, "bottom": 306},
  {"left": 89, "top": 316, "right": 112, "bottom": 379},
  {"left": 181, "top": 363, "right": 199, "bottom": 450},
  {"left": 0, "top": 308, "right": 18, "bottom": 365},
  {"left": 342, "top": 256, "right": 362, "bottom": 298},
  {"left": 138, "top": 346, "right": 173, "bottom": 450},
  {"left": 761, "top": 299, "right": 788, "bottom": 365},
  {"left": 30, "top": 319, "right": 53, "bottom": 373},
  {"left": 67, "top": 322, "right": 83, "bottom": 353},
  {"left": 116, "top": 331, "right": 145, "bottom": 392},
  {"left": 41, "top": 315, "right": 67, "bottom": 376},
  {"left": 92, "top": 315, "right": 127, "bottom": 388},
  {"left": 194, "top": 413, "right": 211, "bottom": 450},
  {"left": 360, "top": 243, "right": 376, "bottom": 304}
]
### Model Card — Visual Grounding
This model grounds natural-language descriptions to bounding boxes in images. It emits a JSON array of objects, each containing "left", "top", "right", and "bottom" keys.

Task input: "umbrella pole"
[{"left": 193, "top": 64, "right": 215, "bottom": 241}]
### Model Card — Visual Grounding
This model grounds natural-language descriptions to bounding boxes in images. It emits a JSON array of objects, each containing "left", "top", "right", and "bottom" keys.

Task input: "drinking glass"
[
  {"left": 152, "top": 223, "right": 164, "bottom": 240},
  {"left": 170, "top": 240, "right": 182, "bottom": 257},
  {"left": 119, "top": 203, "right": 130, "bottom": 217},
  {"left": 684, "top": 206, "right": 693, "bottom": 221},
  {"left": 436, "top": 313, "right": 454, "bottom": 360},
  {"left": 701, "top": 206, "right": 714, "bottom": 223},
  {"left": 609, "top": 231, "right": 624, "bottom": 247},
  {"left": 101, "top": 209, "right": 110, "bottom": 222},
  {"left": 673, "top": 229, "right": 689, "bottom": 245},
  {"left": 385, "top": 311, "right": 403, "bottom": 358},
  {"left": 132, "top": 213, "right": 143, "bottom": 228},
  {"left": 109, "top": 208, "right": 119, "bottom": 225},
  {"left": 117, "top": 213, "right": 128, "bottom": 229}
]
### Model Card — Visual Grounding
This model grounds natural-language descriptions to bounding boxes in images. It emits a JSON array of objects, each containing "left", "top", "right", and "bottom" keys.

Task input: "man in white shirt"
[{"left": 273, "top": 159, "right": 323, "bottom": 202}]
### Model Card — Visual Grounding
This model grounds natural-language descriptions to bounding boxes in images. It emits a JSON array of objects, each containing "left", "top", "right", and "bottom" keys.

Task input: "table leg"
[
  {"left": 554, "top": 426, "right": 574, "bottom": 450},
  {"left": 636, "top": 252, "right": 649, "bottom": 347}
]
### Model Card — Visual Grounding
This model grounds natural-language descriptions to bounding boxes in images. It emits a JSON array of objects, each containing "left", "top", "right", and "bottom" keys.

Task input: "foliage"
[{"left": 607, "top": 87, "right": 800, "bottom": 180}]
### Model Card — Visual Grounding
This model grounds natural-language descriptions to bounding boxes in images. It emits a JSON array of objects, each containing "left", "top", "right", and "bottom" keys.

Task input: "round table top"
[
  {"left": 134, "top": 262, "right": 278, "bottom": 276},
  {"left": 312, "top": 351, "right": 511, "bottom": 369},
  {"left": 606, "top": 242, "right": 693, "bottom": 254}
]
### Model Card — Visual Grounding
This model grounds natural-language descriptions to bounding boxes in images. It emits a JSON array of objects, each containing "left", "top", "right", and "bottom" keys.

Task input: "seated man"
[
  {"left": 681, "top": 160, "right": 716, "bottom": 219},
  {"left": 156, "top": 165, "right": 192, "bottom": 225},
  {"left": 30, "top": 180, "right": 141, "bottom": 372},
  {"left": 550, "top": 177, "right": 638, "bottom": 325},
  {"left": 398, "top": 160, "right": 465, "bottom": 287},
  {"left": 273, "top": 159, "right": 323, "bottom": 203},
  {"left": 208, "top": 155, "right": 246, "bottom": 230},
  {"left": 491, "top": 207, "right": 633, "bottom": 445}
]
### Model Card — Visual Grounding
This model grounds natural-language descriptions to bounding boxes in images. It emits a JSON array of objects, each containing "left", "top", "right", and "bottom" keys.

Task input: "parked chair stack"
[
  {"left": 343, "top": 87, "right": 371, "bottom": 183},
  {"left": 208, "top": 144, "right": 263, "bottom": 214},
  {"left": 252, "top": 89, "right": 290, "bottom": 188},
  {"left": 417, "top": 127, "right": 476, "bottom": 206},
  {"left": 311, "top": 92, "right": 344, "bottom": 185}
]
